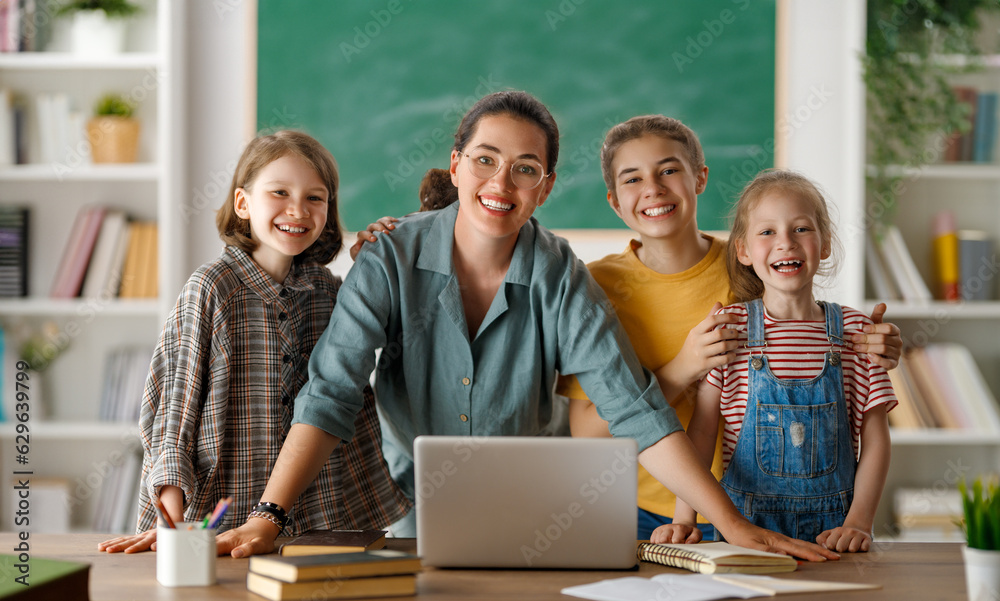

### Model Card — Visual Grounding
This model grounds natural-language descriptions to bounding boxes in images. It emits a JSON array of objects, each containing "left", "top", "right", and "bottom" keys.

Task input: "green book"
[{"left": 0, "top": 554, "right": 90, "bottom": 600}]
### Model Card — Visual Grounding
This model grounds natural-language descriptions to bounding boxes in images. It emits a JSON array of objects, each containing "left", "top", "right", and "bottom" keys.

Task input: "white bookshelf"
[
  {"left": 0, "top": 0, "right": 184, "bottom": 532},
  {"left": 860, "top": 48, "right": 1000, "bottom": 538}
]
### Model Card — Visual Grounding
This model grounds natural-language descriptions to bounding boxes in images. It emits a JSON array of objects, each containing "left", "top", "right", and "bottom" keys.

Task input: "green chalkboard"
[{"left": 257, "top": 1, "right": 775, "bottom": 231}]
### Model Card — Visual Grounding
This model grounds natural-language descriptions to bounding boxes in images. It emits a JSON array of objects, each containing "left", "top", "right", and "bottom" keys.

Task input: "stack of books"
[
  {"left": 946, "top": 86, "right": 998, "bottom": 163},
  {"left": 0, "top": 205, "right": 28, "bottom": 297},
  {"left": 50, "top": 205, "right": 157, "bottom": 300},
  {"left": 894, "top": 487, "right": 964, "bottom": 542},
  {"left": 886, "top": 344, "right": 1000, "bottom": 434},
  {"left": 247, "top": 549, "right": 421, "bottom": 600}
]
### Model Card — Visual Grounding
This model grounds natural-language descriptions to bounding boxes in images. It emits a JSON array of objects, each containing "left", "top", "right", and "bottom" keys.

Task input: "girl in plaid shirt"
[{"left": 99, "top": 131, "right": 409, "bottom": 553}]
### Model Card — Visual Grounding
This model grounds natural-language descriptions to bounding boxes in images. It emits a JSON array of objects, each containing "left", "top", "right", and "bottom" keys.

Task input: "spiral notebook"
[{"left": 636, "top": 542, "right": 798, "bottom": 574}]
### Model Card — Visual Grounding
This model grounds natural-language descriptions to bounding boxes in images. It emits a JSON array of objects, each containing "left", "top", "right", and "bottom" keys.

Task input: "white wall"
[
  {"left": 182, "top": 3, "right": 862, "bottom": 290},
  {"left": 182, "top": 1, "right": 253, "bottom": 279},
  {"left": 778, "top": 0, "right": 867, "bottom": 308}
]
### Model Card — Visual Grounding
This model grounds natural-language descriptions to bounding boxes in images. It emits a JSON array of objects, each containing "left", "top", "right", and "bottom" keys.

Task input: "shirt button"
[
  {"left": 462, "top": 377, "right": 470, "bottom": 386},
  {"left": 279, "top": 289, "right": 288, "bottom": 298},
  {"left": 278, "top": 312, "right": 287, "bottom": 321},
  {"left": 282, "top": 354, "right": 291, "bottom": 363},
  {"left": 281, "top": 395, "right": 290, "bottom": 406},
  {"left": 459, "top": 414, "right": 468, "bottom": 422}
]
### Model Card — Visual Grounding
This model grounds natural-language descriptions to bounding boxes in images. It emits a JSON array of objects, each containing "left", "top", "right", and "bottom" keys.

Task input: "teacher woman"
[{"left": 217, "top": 91, "right": 838, "bottom": 561}]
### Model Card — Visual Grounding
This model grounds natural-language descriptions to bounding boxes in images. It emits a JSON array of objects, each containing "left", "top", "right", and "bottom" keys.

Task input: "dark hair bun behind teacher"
[{"left": 418, "top": 168, "right": 459, "bottom": 212}]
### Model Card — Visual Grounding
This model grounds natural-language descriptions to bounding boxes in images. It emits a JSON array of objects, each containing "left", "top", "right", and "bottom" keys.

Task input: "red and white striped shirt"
[{"left": 705, "top": 303, "right": 897, "bottom": 469}]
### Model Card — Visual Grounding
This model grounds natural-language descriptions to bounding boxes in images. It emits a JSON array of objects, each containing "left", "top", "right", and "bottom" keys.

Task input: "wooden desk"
[{"left": 2, "top": 534, "right": 968, "bottom": 600}]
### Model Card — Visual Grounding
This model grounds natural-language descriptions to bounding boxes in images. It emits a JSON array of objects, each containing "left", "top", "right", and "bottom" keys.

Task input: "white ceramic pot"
[
  {"left": 70, "top": 10, "right": 127, "bottom": 56},
  {"left": 963, "top": 546, "right": 1000, "bottom": 601}
]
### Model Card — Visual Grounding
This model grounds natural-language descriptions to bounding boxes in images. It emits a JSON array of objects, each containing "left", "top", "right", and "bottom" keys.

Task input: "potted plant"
[
  {"left": 959, "top": 477, "right": 1000, "bottom": 601},
  {"left": 86, "top": 93, "right": 140, "bottom": 163},
  {"left": 56, "top": 0, "right": 141, "bottom": 56}
]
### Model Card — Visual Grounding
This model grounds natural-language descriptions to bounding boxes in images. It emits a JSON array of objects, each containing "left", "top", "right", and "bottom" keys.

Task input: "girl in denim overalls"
[{"left": 672, "top": 170, "right": 896, "bottom": 553}]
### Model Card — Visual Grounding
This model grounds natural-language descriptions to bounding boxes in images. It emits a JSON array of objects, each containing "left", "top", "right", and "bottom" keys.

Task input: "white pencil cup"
[{"left": 157, "top": 523, "right": 217, "bottom": 586}]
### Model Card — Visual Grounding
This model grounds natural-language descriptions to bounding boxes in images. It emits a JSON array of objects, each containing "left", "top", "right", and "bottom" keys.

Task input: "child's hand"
[
  {"left": 816, "top": 526, "right": 873, "bottom": 553},
  {"left": 215, "top": 515, "right": 281, "bottom": 558},
  {"left": 649, "top": 522, "right": 703, "bottom": 544},
  {"left": 348, "top": 216, "right": 399, "bottom": 261},
  {"left": 852, "top": 303, "right": 902, "bottom": 370},
  {"left": 97, "top": 528, "right": 157, "bottom": 553}
]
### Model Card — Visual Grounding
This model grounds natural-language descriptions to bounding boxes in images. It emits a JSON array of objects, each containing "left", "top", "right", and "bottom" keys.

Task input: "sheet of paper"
[
  {"left": 561, "top": 573, "right": 768, "bottom": 601},
  {"left": 712, "top": 574, "right": 881, "bottom": 594}
]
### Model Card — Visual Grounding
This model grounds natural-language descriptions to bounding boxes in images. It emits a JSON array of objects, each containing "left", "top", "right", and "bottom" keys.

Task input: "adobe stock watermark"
[
  {"left": 53, "top": 68, "right": 167, "bottom": 179},
  {"left": 212, "top": 0, "right": 242, "bottom": 20},
  {"left": 414, "top": 437, "right": 491, "bottom": 503},
  {"left": 714, "top": 84, "right": 833, "bottom": 201},
  {"left": 673, "top": 0, "right": 752, "bottom": 73},
  {"left": 545, "top": 0, "right": 587, "bottom": 31},
  {"left": 180, "top": 106, "right": 296, "bottom": 224},
  {"left": 520, "top": 446, "right": 635, "bottom": 566},
  {"left": 544, "top": 116, "right": 622, "bottom": 206},
  {"left": 339, "top": 0, "right": 415, "bottom": 63},
  {"left": 382, "top": 74, "right": 503, "bottom": 193}
]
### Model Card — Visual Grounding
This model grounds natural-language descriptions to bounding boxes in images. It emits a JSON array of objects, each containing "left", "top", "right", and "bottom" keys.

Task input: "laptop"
[{"left": 414, "top": 435, "right": 638, "bottom": 569}]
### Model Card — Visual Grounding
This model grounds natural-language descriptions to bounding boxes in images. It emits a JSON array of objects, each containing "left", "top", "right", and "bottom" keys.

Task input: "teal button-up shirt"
[{"left": 294, "top": 203, "right": 682, "bottom": 497}]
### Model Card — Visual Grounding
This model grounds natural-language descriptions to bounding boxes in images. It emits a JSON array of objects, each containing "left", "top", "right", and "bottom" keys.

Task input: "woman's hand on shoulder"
[
  {"left": 97, "top": 528, "right": 157, "bottom": 553},
  {"left": 348, "top": 216, "right": 399, "bottom": 261},
  {"left": 215, "top": 516, "right": 281, "bottom": 558},
  {"left": 649, "top": 522, "right": 703, "bottom": 544},
  {"left": 851, "top": 303, "right": 902, "bottom": 370}
]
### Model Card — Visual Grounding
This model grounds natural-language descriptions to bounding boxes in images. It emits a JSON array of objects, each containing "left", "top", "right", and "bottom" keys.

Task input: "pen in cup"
[
  {"left": 205, "top": 496, "right": 233, "bottom": 530},
  {"left": 152, "top": 496, "right": 176, "bottom": 529}
]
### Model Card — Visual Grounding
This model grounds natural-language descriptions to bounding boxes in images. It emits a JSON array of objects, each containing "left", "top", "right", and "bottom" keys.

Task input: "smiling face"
[
  {"left": 735, "top": 190, "right": 831, "bottom": 305},
  {"left": 233, "top": 152, "right": 329, "bottom": 282},
  {"left": 607, "top": 134, "right": 707, "bottom": 243},
  {"left": 449, "top": 114, "right": 555, "bottom": 244}
]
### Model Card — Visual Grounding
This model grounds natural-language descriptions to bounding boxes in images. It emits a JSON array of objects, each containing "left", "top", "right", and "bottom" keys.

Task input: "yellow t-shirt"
[{"left": 556, "top": 233, "right": 733, "bottom": 520}]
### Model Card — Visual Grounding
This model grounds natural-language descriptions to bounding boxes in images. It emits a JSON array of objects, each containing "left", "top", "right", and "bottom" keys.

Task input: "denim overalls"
[{"left": 719, "top": 299, "right": 855, "bottom": 542}]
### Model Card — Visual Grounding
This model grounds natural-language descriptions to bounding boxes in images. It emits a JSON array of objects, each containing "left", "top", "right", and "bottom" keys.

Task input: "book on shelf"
[
  {"left": 50, "top": 205, "right": 105, "bottom": 298},
  {"left": 944, "top": 86, "right": 999, "bottom": 163},
  {"left": 865, "top": 228, "right": 901, "bottom": 300},
  {"left": 91, "top": 450, "right": 142, "bottom": 534},
  {"left": 279, "top": 529, "right": 388, "bottom": 556},
  {"left": 99, "top": 346, "right": 152, "bottom": 423},
  {"left": 870, "top": 223, "right": 933, "bottom": 303},
  {"left": 246, "top": 572, "right": 416, "bottom": 601},
  {"left": 931, "top": 211, "right": 960, "bottom": 302},
  {"left": 973, "top": 91, "right": 998, "bottom": 163},
  {"left": 958, "top": 230, "right": 995, "bottom": 301},
  {"left": 33, "top": 92, "right": 87, "bottom": 167},
  {"left": 635, "top": 542, "right": 797, "bottom": 575},
  {"left": 81, "top": 210, "right": 129, "bottom": 300},
  {"left": 0, "top": 554, "right": 89, "bottom": 600},
  {"left": 249, "top": 549, "right": 422, "bottom": 583},
  {"left": 119, "top": 221, "right": 157, "bottom": 299},
  {"left": 0, "top": 0, "right": 53, "bottom": 53},
  {"left": 0, "top": 205, "right": 29, "bottom": 297},
  {"left": 887, "top": 344, "right": 1000, "bottom": 435}
]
